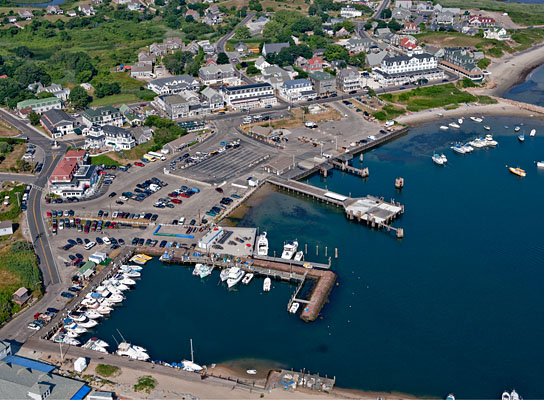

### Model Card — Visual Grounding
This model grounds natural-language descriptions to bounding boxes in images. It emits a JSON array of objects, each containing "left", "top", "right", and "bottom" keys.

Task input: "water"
[
  {"left": 82, "top": 116, "right": 544, "bottom": 398},
  {"left": 504, "top": 64, "right": 544, "bottom": 106},
  {"left": 17, "top": 0, "right": 65, "bottom": 8}
]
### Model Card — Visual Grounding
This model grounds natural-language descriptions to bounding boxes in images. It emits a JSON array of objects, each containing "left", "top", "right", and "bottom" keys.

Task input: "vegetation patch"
[
  {"left": 0, "top": 184, "right": 25, "bottom": 221},
  {"left": 0, "top": 118, "right": 19, "bottom": 137},
  {"left": 133, "top": 376, "right": 157, "bottom": 394},
  {"left": 379, "top": 84, "right": 476, "bottom": 112},
  {"left": 90, "top": 155, "right": 121, "bottom": 167},
  {"left": 95, "top": 364, "right": 121, "bottom": 378}
]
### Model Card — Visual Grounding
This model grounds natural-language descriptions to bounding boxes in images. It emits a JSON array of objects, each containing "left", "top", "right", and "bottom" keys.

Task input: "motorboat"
[
  {"left": 87, "top": 338, "right": 109, "bottom": 348},
  {"left": 462, "top": 143, "right": 473, "bottom": 153},
  {"left": 103, "top": 293, "right": 124, "bottom": 303},
  {"left": 64, "top": 323, "right": 87, "bottom": 335},
  {"left": 256, "top": 232, "right": 269, "bottom": 256},
  {"left": 53, "top": 334, "right": 80, "bottom": 346},
  {"left": 530, "top": 129, "right": 536, "bottom": 136},
  {"left": 281, "top": 241, "right": 298, "bottom": 260},
  {"left": 198, "top": 265, "right": 213, "bottom": 278},
  {"left": 484, "top": 135, "right": 498, "bottom": 146},
  {"left": 242, "top": 273, "right": 254, "bottom": 285},
  {"left": 458, "top": 118, "right": 464, "bottom": 125},
  {"left": 118, "top": 276, "right": 136, "bottom": 286},
  {"left": 193, "top": 263, "right": 203, "bottom": 276},
  {"left": 514, "top": 126, "right": 521, "bottom": 132},
  {"left": 81, "top": 298, "right": 99, "bottom": 308},
  {"left": 120, "top": 264, "right": 142, "bottom": 272},
  {"left": 451, "top": 144, "right": 466, "bottom": 154},
  {"left": 67, "top": 312, "right": 86, "bottom": 322},
  {"left": 470, "top": 117, "right": 483, "bottom": 123},
  {"left": 469, "top": 138, "right": 486, "bottom": 148},
  {"left": 518, "top": 134, "right": 525, "bottom": 142},
  {"left": 446, "top": 394, "right": 455, "bottom": 400},
  {"left": 509, "top": 167, "right": 526, "bottom": 177},
  {"left": 536, "top": 161, "right": 544, "bottom": 168},
  {"left": 96, "top": 305, "right": 112, "bottom": 314},
  {"left": 116, "top": 342, "right": 150, "bottom": 361},
  {"left": 502, "top": 392, "right": 511, "bottom": 400},
  {"left": 432, "top": 154, "right": 444, "bottom": 165},
  {"left": 246, "top": 370, "right": 257, "bottom": 375},
  {"left": 226, "top": 267, "right": 244, "bottom": 288},
  {"left": 220, "top": 267, "right": 231, "bottom": 282},
  {"left": 294, "top": 251, "right": 304, "bottom": 261},
  {"left": 263, "top": 277, "right": 271, "bottom": 292},
  {"left": 439, "top": 125, "right": 449, "bottom": 130},
  {"left": 84, "top": 310, "right": 102, "bottom": 319},
  {"left": 448, "top": 122, "right": 460, "bottom": 128},
  {"left": 510, "top": 390, "right": 520, "bottom": 400},
  {"left": 94, "top": 285, "right": 108, "bottom": 293},
  {"left": 483, "top": 125, "right": 491, "bottom": 130},
  {"left": 181, "top": 360, "right": 203, "bottom": 372},
  {"left": 77, "top": 318, "right": 98, "bottom": 328},
  {"left": 123, "top": 269, "right": 141, "bottom": 278},
  {"left": 289, "top": 302, "right": 300, "bottom": 314},
  {"left": 440, "top": 154, "right": 448, "bottom": 163}
]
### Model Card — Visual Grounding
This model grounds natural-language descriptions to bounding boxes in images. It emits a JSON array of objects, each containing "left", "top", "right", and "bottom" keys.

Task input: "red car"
[
  {"left": 46, "top": 211, "right": 52, "bottom": 218},
  {"left": 134, "top": 162, "right": 145, "bottom": 167},
  {"left": 180, "top": 193, "right": 189, "bottom": 198},
  {"left": 168, "top": 192, "right": 178, "bottom": 197},
  {"left": 171, "top": 198, "right": 182, "bottom": 204}
]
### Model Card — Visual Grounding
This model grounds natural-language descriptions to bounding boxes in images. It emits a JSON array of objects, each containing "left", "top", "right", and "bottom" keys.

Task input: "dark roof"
[{"left": 223, "top": 83, "right": 272, "bottom": 92}]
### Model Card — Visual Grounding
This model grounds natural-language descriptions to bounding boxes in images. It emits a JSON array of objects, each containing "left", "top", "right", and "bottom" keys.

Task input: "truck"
[
  {"left": 149, "top": 151, "right": 166, "bottom": 161},
  {"left": 143, "top": 154, "right": 157, "bottom": 162}
]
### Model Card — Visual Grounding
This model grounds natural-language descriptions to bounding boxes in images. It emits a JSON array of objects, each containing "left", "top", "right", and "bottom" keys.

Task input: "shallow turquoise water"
[{"left": 83, "top": 116, "right": 544, "bottom": 398}]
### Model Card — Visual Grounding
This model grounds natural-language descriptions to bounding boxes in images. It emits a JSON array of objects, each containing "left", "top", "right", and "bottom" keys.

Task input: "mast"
[{"left": 190, "top": 338, "right": 194, "bottom": 363}]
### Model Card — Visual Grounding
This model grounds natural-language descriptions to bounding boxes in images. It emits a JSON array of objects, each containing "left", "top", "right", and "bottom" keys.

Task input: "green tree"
[
  {"left": 216, "top": 52, "right": 230, "bottom": 65},
  {"left": 234, "top": 26, "right": 250, "bottom": 40},
  {"left": 0, "top": 142, "right": 13, "bottom": 153},
  {"left": 13, "top": 46, "right": 33, "bottom": 58},
  {"left": 69, "top": 86, "right": 92, "bottom": 110},
  {"left": 29, "top": 112, "right": 40, "bottom": 126},
  {"left": 14, "top": 64, "right": 51, "bottom": 87},
  {"left": 246, "top": 65, "right": 259, "bottom": 75},
  {"left": 37, "top": 91, "right": 56, "bottom": 99},
  {"left": 349, "top": 52, "right": 366, "bottom": 68},
  {"left": 324, "top": 44, "right": 349, "bottom": 62}
]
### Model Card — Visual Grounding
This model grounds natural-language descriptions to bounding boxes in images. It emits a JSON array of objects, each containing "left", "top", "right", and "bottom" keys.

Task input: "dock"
[{"left": 327, "top": 158, "right": 369, "bottom": 178}]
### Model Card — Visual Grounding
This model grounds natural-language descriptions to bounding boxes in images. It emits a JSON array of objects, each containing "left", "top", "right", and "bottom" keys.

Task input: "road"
[{"left": 373, "top": 0, "right": 390, "bottom": 19}]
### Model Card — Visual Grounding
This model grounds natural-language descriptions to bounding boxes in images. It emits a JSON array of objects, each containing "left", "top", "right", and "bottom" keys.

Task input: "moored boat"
[
  {"left": 281, "top": 241, "right": 298, "bottom": 260},
  {"left": 484, "top": 134, "right": 498, "bottom": 146},
  {"left": 530, "top": 128, "right": 536, "bottom": 136},
  {"left": 220, "top": 267, "right": 231, "bottom": 282},
  {"left": 294, "top": 251, "right": 304, "bottom": 261},
  {"left": 226, "top": 267, "right": 244, "bottom": 288},
  {"left": 514, "top": 126, "right": 521, "bottom": 132},
  {"left": 439, "top": 125, "right": 449, "bottom": 130},
  {"left": 483, "top": 125, "right": 491, "bottom": 130},
  {"left": 432, "top": 154, "right": 444, "bottom": 165},
  {"left": 256, "top": 232, "right": 269, "bottom": 256},
  {"left": 193, "top": 263, "right": 203, "bottom": 276},
  {"left": 536, "top": 161, "right": 544, "bottom": 168},
  {"left": 448, "top": 122, "right": 460, "bottom": 128},
  {"left": 263, "top": 277, "right": 271, "bottom": 292},
  {"left": 518, "top": 134, "right": 525, "bottom": 142},
  {"left": 451, "top": 144, "right": 466, "bottom": 154},
  {"left": 470, "top": 116, "right": 483, "bottom": 123},
  {"left": 242, "top": 273, "right": 254, "bottom": 285},
  {"left": 199, "top": 265, "right": 213, "bottom": 278},
  {"left": 289, "top": 302, "right": 300, "bottom": 314},
  {"left": 116, "top": 342, "right": 150, "bottom": 361},
  {"left": 458, "top": 118, "right": 464, "bottom": 125},
  {"left": 440, "top": 154, "right": 448, "bottom": 163}
]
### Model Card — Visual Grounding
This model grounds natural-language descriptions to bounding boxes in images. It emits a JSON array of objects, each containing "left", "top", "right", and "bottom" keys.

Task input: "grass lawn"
[
  {"left": 511, "top": 28, "right": 544, "bottom": 51},
  {"left": 417, "top": 32, "right": 482, "bottom": 48},
  {"left": 219, "top": 0, "right": 309, "bottom": 12},
  {"left": 0, "top": 118, "right": 20, "bottom": 137},
  {"left": 121, "top": 141, "right": 157, "bottom": 161},
  {"left": 95, "top": 364, "right": 121, "bottom": 378},
  {"left": 0, "top": 184, "right": 25, "bottom": 221},
  {"left": 90, "top": 154, "right": 121, "bottom": 166},
  {"left": 90, "top": 94, "right": 141, "bottom": 107},
  {"left": 0, "top": 144, "right": 28, "bottom": 173}
]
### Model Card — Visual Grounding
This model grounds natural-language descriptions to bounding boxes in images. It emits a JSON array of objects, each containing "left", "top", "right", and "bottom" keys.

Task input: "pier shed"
[
  {"left": 344, "top": 197, "right": 402, "bottom": 224},
  {"left": 197, "top": 228, "right": 224, "bottom": 250}
]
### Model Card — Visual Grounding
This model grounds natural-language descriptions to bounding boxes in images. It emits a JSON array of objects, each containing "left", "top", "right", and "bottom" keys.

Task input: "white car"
[
  {"left": 27, "top": 323, "right": 41, "bottom": 330},
  {"left": 112, "top": 211, "right": 118, "bottom": 218},
  {"left": 102, "top": 237, "right": 111, "bottom": 245}
]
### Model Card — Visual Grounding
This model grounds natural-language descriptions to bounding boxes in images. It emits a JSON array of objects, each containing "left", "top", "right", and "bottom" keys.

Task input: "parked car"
[{"left": 61, "top": 291, "right": 74, "bottom": 298}]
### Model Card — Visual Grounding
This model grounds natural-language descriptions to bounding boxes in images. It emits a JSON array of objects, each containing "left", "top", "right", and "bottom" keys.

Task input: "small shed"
[
  {"left": 77, "top": 261, "right": 96, "bottom": 279},
  {"left": 74, "top": 357, "right": 87, "bottom": 372},
  {"left": 0, "top": 221, "right": 13, "bottom": 236},
  {"left": 89, "top": 252, "right": 107, "bottom": 264},
  {"left": 13, "top": 287, "right": 30, "bottom": 306}
]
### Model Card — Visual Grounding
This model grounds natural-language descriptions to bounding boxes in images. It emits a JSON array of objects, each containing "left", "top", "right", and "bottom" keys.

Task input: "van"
[
  {"left": 102, "top": 237, "right": 111, "bottom": 245},
  {"left": 84, "top": 241, "right": 96, "bottom": 250}
]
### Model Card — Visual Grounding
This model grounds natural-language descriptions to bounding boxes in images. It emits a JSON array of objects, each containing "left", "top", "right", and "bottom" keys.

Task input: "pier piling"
[{"left": 334, "top": 248, "right": 338, "bottom": 259}]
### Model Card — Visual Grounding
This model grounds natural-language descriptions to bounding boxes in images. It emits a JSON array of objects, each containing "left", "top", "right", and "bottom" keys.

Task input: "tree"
[
  {"left": 14, "top": 46, "right": 33, "bottom": 58},
  {"left": 37, "top": 91, "right": 56, "bottom": 99},
  {"left": 380, "top": 8, "right": 392, "bottom": 19},
  {"left": 14, "top": 63, "right": 51, "bottom": 87},
  {"left": 324, "top": 44, "right": 349, "bottom": 62},
  {"left": 216, "top": 52, "right": 230, "bottom": 65},
  {"left": 0, "top": 142, "right": 13, "bottom": 153},
  {"left": 234, "top": 26, "right": 250, "bottom": 40},
  {"left": 246, "top": 65, "right": 259, "bottom": 75},
  {"left": 349, "top": 52, "right": 366, "bottom": 68},
  {"left": 76, "top": 70, "right": 93, "bottom": 83},
  {"left": 388, "top": 19, "right": 402, "bottom": 32},
  {"left": 29, "top": 112, "right": 41, "bottom": 126},
  {"left": 163, "top": 51, "right": 194, "bottom": 75},
  {"left": 69, "top": 86, "right": 92, "bottom": 110}
]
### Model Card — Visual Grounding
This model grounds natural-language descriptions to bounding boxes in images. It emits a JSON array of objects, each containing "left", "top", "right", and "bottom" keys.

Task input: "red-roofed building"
[
  {"left": 48, "top": 150, "right": 98, "bottom": 198},
  {"left": 295, "top": 56, "right": 323, "bottom": 73},
  {"left": 399, "top": 37, "right": 418, "bottom": 51},
  {"left": 65, "top": 150, "right": 87, "bottom": 163},
  {"left": 0, "top": 75, "right": 7, "bottom": 79},
  {"left": 469, "top": 16, "right": 496, "bottom": 27},
  {"left": 50, "top": 158, "right": 78, "bottom": 184},
  {"left": 402, "top": 22, "right": 420, "bottom": 34}
]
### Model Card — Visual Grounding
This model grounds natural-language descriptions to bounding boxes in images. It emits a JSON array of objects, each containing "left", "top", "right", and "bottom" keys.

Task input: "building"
[
  {"left": 40, "top": 109, "right": 76, "bottom": 138},
  {"left": 373, "top": 53, "right": 444, "bottom": 86},
  {"left": 234, "top": 42, "right": 248, "bottom": 54},
  {"left": 32, "top": 83, "right": 70, "bottom": 101},
  {"left": 440, "top": 48, "right": 484, "bottom": 80},
  {"left": 392, "top": 7, "right": 411, "bottom": 21},
  {"left": 336, "top": 68, "right": 362, "bottom": 92},
  {"left": 102, "top": 125, "right": 136, "bottom": 150},
  {"left": 262, "top": 43, "right": 289, "bottom": 57},
  {"left": 148, "top": 75, "right": 201, "bottom": 95},
  {"left": 78, "top": 4, "right": 95, "bottom": 15},
  {"left": 130, "top": 62, "right": 154, "bottom": 78},
  {"left": 82, "top": 106, "right": 123, "bottom": 127},
  {"left": 16, "top": 98, "right": 61, "bottom": 116},
  {"left": 340, "top": 6, "right": 362, "bottom": 18},
  {"left": 185, "top": 9, "right": 200, "bottom": 20},
  {"left": 0, "top": 340, "right": 11, "bottom": 360},
  {"left": 295, "top": 57, "right": 323, "bottom": 73},
  {"left": 0, "top": 221, "right": 13, "bottom": 236},
  {"left": 46, "top": 5, "right": 62, "bottom": 14},
  {"left": 263, "top": 155, "right": 296, "bottom": 175},
  {"left": 198, "top": 227, "right": 224, "bottom": 250},
  {"left": 396, "top": 0, "right": 412, "bottom": 8},
  {"left": 48, "top": 150, "right": 99, "bottom": 198},
  {"left": 138, "top": 51, "right": 156, "bottom": 65},
  {"left": 130, "top": 126, "right": 153, "bottom": 144},
  {"left": 344, "top": 37, "right": 372, "bottom": 54},
  {"left": 222, "top": 83, "right": 277, "bottom": 110},
  {"left": 279, "top": 79, "right": 316, "bottom": 102},
  {"left": 308, "top": 71, "right": 336, "bottom": 95},
  {"left": 199, "top": 61, "right": 239, "bottom": 85},
  {"left": 247, "top": 15, "right": 268, "bottom": 35},
  {"left": 366, "top": 49, "right": 389, "bottom": 68},
  {"left": 469, "top": 16, "right": 495, "bottom": 27},
  {"left": 254, "top": 56, "right": 271, "bottom": 72},
  {"left": 149, "top": 37, "right": 183, "bottom": 56},
  {"left": 12, "top": 287, "right": 30, "bottom": 306},
  {"left": 484, "top": 27, "right": 510, "bottom": 41},
  {"left": 402, "top": 22, "right": 420, "bottom": 34},
  {"left": 18, "top": 9, "right": 33, "bottom": 19},
  {"left": 260, "top": 65, "right": 297, "bottom": 90},
  {"left": 201, "top": 87, "right": 224, "bottom": 110}
]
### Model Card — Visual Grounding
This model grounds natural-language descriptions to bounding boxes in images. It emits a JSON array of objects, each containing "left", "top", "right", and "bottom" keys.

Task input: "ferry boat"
[
  {"left": 518, "top": 134, "right": 525, "bottom": 142},
  {"left": 432, "top": 154, "right": 444, "bottom": 165},
  {"left": 485, "top": 134, "right": 498, "bottom": 146},
  {"left": 451, "top": 144, "right": 466, "bottom": 154},
  {"left": 226, "top": 267, "right": 244, "bottom": 288},
  {"left": 537, "top": 161, "right": 544, "bottom": 168},
  {"left": 220, "top": 267, "right": 231, "bottom": 282},
  {"left": 116, "top": 342, "right": 150, "bottom": 361},
  {"left": 470, "top": 116, "right": 483, "bottom": 123},
  {"left": 199, "top": 265, "right": 213, "bottom": 278},
  {"left": 242, "top": 273, "right": 254, "bottom": 285},
  {"left": 439, "top": 125, "right": 449, "bottom": 130},
  {"left": 448, "top": 122, "right": 460, "bottom": 128},
  {"left": 263, "top": 277, "right": 271, "bottom": 292},
  {"left": 509, "top": 167, "right": 526, "bottom": 177},
  {"left": 281, "top": 240, "right": 298, "bottom": 259},
  {"left": 294, "top": 251, "right": 304, "bottom": 261},
  {"left": 256, "top": 232, "right": 269, "bottom": 256},
  {"left": 530, "top": 128, "right": 536, "bottom": 136},
  {"left": 484, "top": 125, "right": 491, "bottom": 130},
  {"left": 289, "top": 302, "right": 300, "bottom": 314},
  {"left": 514, "top": 126, "right": 521, "bottom": 132}
]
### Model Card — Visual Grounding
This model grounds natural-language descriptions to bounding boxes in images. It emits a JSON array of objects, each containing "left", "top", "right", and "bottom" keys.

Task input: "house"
[
  {"left": 336, "top": 68, "right": 362, "bottom": 92},
  {"left": 131, "top": 126, "right": 153, "bottom": 144},
  {"left": 340, "top": 6, "right": 362, "bottom": 18},
  {"left": 403, "top": 22, "right": 420, "bottom": 34},
  {"left": 66, "top": 10, "right": 77, "bottom": 17},
  {"left": 48, "top": 150, "right": 99, "bottom": 199},
  {"left": 439, "top": 48, "right": 484, "bottom": 80},
  {"left": 101, "top": 125, "right": 136, "bottom": 150},
  {"left": 262, "top": 43, "right": 289, "bottom": 57},
  {"left": 40, "top": 110, "right": 76, "bottom": 138},
  {"left": 12, "top": 287, "right": 29, "bottom": 306},
  {"left": 78, "top": 261, "right": 96, "bottom": 280},
  {"left": 373, "top": 53, "right": 444, "bottom": 86},
  {"left": 335, "top": 27, "right": 350, "bottom": 37},
  {"left": 203, "top": 6, "right": 223, "bottom": 25},
  {"left": 138, "top": 52, "right": 156, "bottom": 65},
  {"left": 295, "top": 57, "right": 323, "bottom": 73},
  {"left": 201, "top": 87, "right": 224, "bottom": 110},
  {"left": 260, "top": 65, "right": 296, "bottom": 90},
  {"left": 16, "top": 98, "right": 62, "bottom": 116},
  {"left": 221, "top": 83, "right": 277, "bottom": 110},
  {"left": 435, "top": 11, "right": 455, "bottom": 25},
  {"left": 148, "top": 75, "right": 201, "bottom": 95},
  {"left": 198, "top": 40, "right": 215, "bottom": 55},
  {"left": 18, "top": 10, "right": 33, "bottom": 19},
  {"left": 149, "top": 37, "right": 183, "bottom": 56},
  {"left": 127, "top": 0, "right": 141, "bottom": 11},
  {"left": 366, "top": 49, "right": 389, "bottom": 68},
  {"left": 185, "top": 9, "right": 200, "bottom": 20},
  {"left": 255, "top": 56, "right": 271, "bottom": 72},
  {"left": 469, "top": 15, "right": 496, "bottom": 27},
  {"left": 375, "top": 27, "right": 392, "bottom": 38},
  {"left": 0, "top": 340, "right": 11, "bottom": 359},
  {"left": 392, "top": 7, "right": 412, "bottom": 22},
  {"left": 484, "top": 27, "right": 510, "bottom": 41},
  {"left": 247, "top": 16, "right": 268, "bottom": 35},
  {"left": 154, "top": 92, "right": 211, "bottom": 119},
  {"left": 279, "top": 79, "right": 316, "bottom": 102},
  {"left": 396, "top": 0, "right": 412, "bottom": 8},
  {"left": 82, "top": 106, "right": 122, "bottom": 128},
  {"left": 344, "top": 37, "right": 372, "bottom": 54},
  {"left": 46, "top": 5, "right": 63, "bottom": 14},
  {"left": 130, "top": 62, "right": 154, "bottom": 78},
  {"left": 0, "top": 221, "right": 13, "bottom": 236},
  {"left": 263, "top": 155, "right": 296, "bottom": 175},
  {"left": 234, "top": 42, "right": 248, "bottom": 55},
  {"left": 199, "top": 61, "right": 239, "bottom": 86},
  {"left": 78, "top": 4, "right": 95, "bottom": 15},
  {"left": 33, "top": 83, "right": 70, "bottom": 101},
  {"left": 308, "top": 71, "right": 336, "bottom": 95},
  {"left": 398, "top": 37, "right": 421, "bottom": 52}
]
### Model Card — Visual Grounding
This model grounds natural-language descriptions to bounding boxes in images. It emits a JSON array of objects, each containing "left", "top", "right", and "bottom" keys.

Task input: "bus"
[{"left": 148, "top": 151, "right": 166, "bottom": 161}]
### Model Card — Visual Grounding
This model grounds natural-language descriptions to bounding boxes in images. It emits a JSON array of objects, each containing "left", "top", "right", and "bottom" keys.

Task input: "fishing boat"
[
  {"left": 294, "top": 251, "right": 304, "bottom": 261},
  {"left": 537, "top": 161, "right": 544, "bottom": 168},
  {"left": 439, "top": 125, "right": 449, "bottom": 130},
  {"left": 256, "top": 232, "right": 269, "bottom": 256},
  {"left": 483, "top": 125, "right": 491, "bottom": 130},
  {"left": 509, "top": 167, "right": 526, "bottom": 177},
  {"left": 451, "top": 144, "right": 466, "bottom": 154},
  {"left": 226, "top": 267, "right": 244, "bottom": 288},
  {"left": 530, "top": 129, "right": 536, "bottom": 136},
  {"left": 281, "top": 240, "right": 298, "bottom": 260},
  {"left": 192, "top": 263, "right": 203, "bottom": 276},
  {"left": 289, "top": 302, "right": 300, "bottom": 314},
  {"left": 432, "top": 154, "right": 444, "bottom": 165},
  {"left": 242, "top": 273, "right": 254, "bottom": 285},
  {"left": 263, "top": 277, "right": 271, "bottom": 292},
  {"left": 484, "top": 134, "right": 498, "bottom": 146},
  {"left": 514, "top": 126, "right": 521, "bottom": 132},
  {"left": 116, "top": 342, "right": 150, "bottom": 361},
  {"left": 448, "top": 122, "right": 460, "bottom": 128},
  {"left": 198, "top": 265, "right": 213, "bottom": 278},
  {"left": 220, "top": 267, "right": 231, "bottom": 282},
  {"left": 518, "top": 134, "right": 525, "bottom": 142},
  {"left": 470, "top": 117, "right": 483, "bottom": 123}
]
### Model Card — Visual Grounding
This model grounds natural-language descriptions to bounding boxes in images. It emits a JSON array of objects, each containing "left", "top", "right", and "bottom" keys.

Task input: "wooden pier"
[{"left": 328, "top": 158, "right": 369, "bottom": 178}]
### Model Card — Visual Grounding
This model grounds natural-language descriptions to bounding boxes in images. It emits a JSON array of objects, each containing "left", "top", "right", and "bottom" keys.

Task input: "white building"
[
  {"left": 82, "top": 106, "right": 123, "bottom": 128},
  {"left": 222, "top": 83, "right": 278, "bottom": 110},
  {"left": 336, "top": 68, "right": 362, "bottom": 92},
  {"left": 483, "top": 27, "right": 510, "bottom": 41},
  {"left": 340, "top": 6, "right": 362, "bottom": 18},
  {"left": 0, "top": 221, "right": 13, "bottom": 236},
  {"left": 147, "top": 75, "right": 201, "bottom": 95},
  {"left": 373, "top": 53, "right": 444, "bottom": 86},
  {"left": 279, "top": 79, "right": 317, "bottom": 102}
]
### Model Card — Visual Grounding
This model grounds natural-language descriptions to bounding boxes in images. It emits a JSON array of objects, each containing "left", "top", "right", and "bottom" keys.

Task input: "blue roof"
[
  {"left": 3, "top": 355, "right": 56, "bottom": 373},
  {"left": 71, "top": 385, "right": 92, "bottom": 400}
]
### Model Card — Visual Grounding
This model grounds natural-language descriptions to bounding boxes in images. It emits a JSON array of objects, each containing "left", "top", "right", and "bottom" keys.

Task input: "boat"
[
  {"left": 67, "top": 312, "right": 86, "bottom": 322},
  {"left": 504, "top": 125, "right": 509, "bottom": 129},
  {"left": 116, "top": 342, "right": 150, "bottom": 361},
  {"left": 502, "top": 392, "right": 511, "bottom": 400},
  {"left": 64, "top": 323, "right": 87, "bottom": 335},
  {"left": 96, "top": 305, "right": 113, "bottom": 314},
  {"left": 458, "top": 118, "right": 464, "bottom": 125},
  {"left": 439, "top": 125, "right": 449, "bottom": 130},
  {"left": 159, "top": 251, "right": 171, "bottom": 261},
  {"left": 123, "top": 269, "right": 141, "bottom": 278},
  {"left": 86, "top": 337, "right": 109, "bottom": 348},
  {"left": 294, "top": 251, "right": 304, "bottom": 261},
  {"left": 220, "top": 267, "right": 231, "bottom": 282},
  {"left": 256, "top": 232, "right": 269, "bottom": 256},
  {"left": 451, "top": 144, "right": 466, "bottom": 154},
  {"left": 483, "top": 125, "right": 491, "bottom": 130},
  {"left": 530, "top": 128, "right": 536, "bottom": 136},
  {"left": 510, "top": 390, "right": 520, "bottom": 400},
  {"left": 440, "top": 154, "right": 448, "bottom": 163},
  {"left": 120, "top": 264, "right": 143, "bottom": 272},
  {"left": 81, "top": 298, "right": 99, "bottom": 308},
  {"left": 432, "top": 154, "right": 444, "bottom": 165},
  {"left": 246, "top": 370, "right": 257, "bottom": 375},
  {"left": 448, "top": 122, "right": 460, "bottom": 128},
  {"left": 484, "top": 134, "right": 498, "bottom": 146},
  {"left": 537, "top": 161, "right": 544, "bottom": 168},
  {"left": 281, "top": 240, "right": 298, "bottom": 260},
  {"left": 193, "top": 263, "right": 203, "bottom": 276},
  {"left": 289, "top": 302, "right": 300, "bottom": 314},
  {"left": 470, "top": 117, "right": 483, "bottom": 123},
  {"left": 469, "top": 138, "right": 486, "bottom": 148},
  {"left": 77, "top": 319, "right": 98, "bottom": 328},
  {"left": 242, "top": 273, "right": 254, "bottom": 285},
  {"left": 514, "top": 126, "right": 521, "bottom": 132},
  {"left": 446, "top": 394, "right": 455, "bottom": 400},
  {"left": 84, "top": 310, "right": 102, "bottom": 319},
  {"left": 226, "top": 267, "right": 244, "bottom": 288},
  {"left": 509, "top": 167, "right": 526, "bottom": 177},
  {"left": 53, "top": 334, "right": 80, "bottom": 346},
  {"left": 263, "top": 277, "right": 271, "bottom": 292},
  {"left": 181, "top": 360, "right": 203, "bottom": 372},
  {"left": 118, "top": 276, "right": 136, "bottom": 286},
  {"left": 198, "top": 265, "right": 213, "bottom": 278},
  {"left": 462, "top": 143, "right": 473, "bottom": 153},
  {"left": 518, "top": 134, "right": 525, "bottom": 142}
]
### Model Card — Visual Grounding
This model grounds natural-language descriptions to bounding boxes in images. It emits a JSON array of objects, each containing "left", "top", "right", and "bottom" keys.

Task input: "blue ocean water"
[
  {"left": 83, "top": 116, "right": 544, "bottom": 398},
  {"left": 504, "top": 64, "right": 544, "bottom": 106}
]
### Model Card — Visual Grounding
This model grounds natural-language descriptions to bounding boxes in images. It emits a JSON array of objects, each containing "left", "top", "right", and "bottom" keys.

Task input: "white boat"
[
  {"left": 440, "top": 154, "right": 448, "bottom": 163},
  {"left": 256, "top": 232, "right": 269, "bottom": 256},
  {"left": 220, "top": 267, "right": 231, "bottom": 282},
  {"left": 226, "top": 267, "right": 244, "bottom": 288},
  {"left": 448, "top": 122, "right": 460, "bottom": 128},
  {"left": 123, "top": 270, "right": 141, "bottom": 278},
  {"left": 96, "top": 305, "right": 113, "bottom": 314},
  {"left": 470, "top": 117, "right": 483, "bottom": 123},
  {"left": 198, "top": 265, "right": 213, "bottom": 278},
  {"left": 469, "top": 138, "right": 485, "bottom": 148},
  {"left": 104, "top": 293, "right": 124, "bottom": 303},
  {"left": 439, "top": 125, "right": 449, "bottom": 130},
  {"left": 502, "top": 392, "right": 511, "bottom": 400},
  {"left": 193, "top": 263, "right": 203, "bottom": 276},
  {"left": 281, "top": 241, "right": 298, "bottom": 260},
  {"left": 53, "top": 334, "right": 80, "bottom": 346},
  {"left": 294, "top": 251, "right": 304, "bottom": 261},
  {"left": 246, "top": 370, "right": 257, "bottom": 375},
  {"left": 530, "top": 128, "right": 536, "bottom": 136},
  {"left": 483, "top": 125, "right": 491, "bottom": 130},
  {"left": 81, "top": 298, "right": 99, "bottom": 308},
  {"left": 116, "top": 342, "right": 150, "bottom": 361},
  {"left": 537, "top": 161, "right": 544, "bottom": 168},
  {"left": 118, "top": 276, "right": 136, "bottom": 286},
  {"left": 484, "top": 134, "right": 498, "bottom": 146},
  {"left": 289, "top": 302, "right": 300, "bottom": 314},
  {"left": 432, "top": 154, "right": 444, "bottom": 165},
  {"left": 451, "top": 144, "right": 466, "bottom": 154},
  {"left": 120, "top": 264, "right": 142, "bottom": 272},
  {"left": 510, "top": 390, "right": 520, "bottom": 400},
  {"left": 86, "top": 337, "right": 109, "bottom": 348},
  {"left": 65, "top": 323, "right": 87, "bottom": 334},
  {"left": 84, "top": 310, "right": 102, "bottom": 319},
  {"left": 462, "top": 143, "right": 474, "bottom": 153},
  {"left": 263, "top": 277, "right": 271, "bottom": 292},
  {"left": 78, "top": 319, "right": 98, "bottom": 328},
  {"left": 446, "top": 394, "right": 455, "bottom": 400},
  {"left": 514, "top": 126, "right": 521, "bottom": 132},
  {"left": 66, "top": 330, "right": 81, "bottom": 338},
  {"left": 181, "top": 360, "right": 203, "bottom": 372},
  {"left": 94, "top": 285, "right": 108, "bottom": 293},
  {"left": 83, "top": 338, "right": 109, "bottom": 353},
  {"left": 242, "top": 273, "right": 254, "bottom": 285},
  {"left": 67, "top": 312, "right": 86, "bottom": 322},
  {"left": 458, "top": 118, "right": 464, "bottom": 125},
  {"left": 518, "top": 134, "right": 525, "bottom": 142}
]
